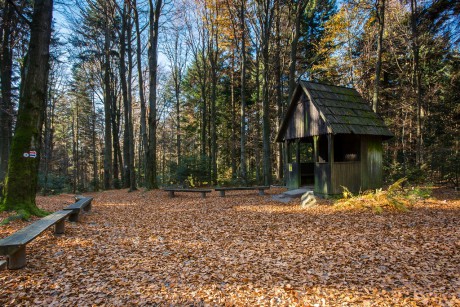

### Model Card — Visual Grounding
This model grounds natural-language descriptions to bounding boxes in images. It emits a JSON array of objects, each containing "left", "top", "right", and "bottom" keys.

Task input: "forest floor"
[{"left": 0, "top": 187, "right": 459, "bottom": 306}]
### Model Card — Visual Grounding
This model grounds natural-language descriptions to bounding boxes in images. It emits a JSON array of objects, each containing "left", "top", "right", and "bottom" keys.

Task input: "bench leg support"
[
  {"left": 83, "top": 203, "right": 92, "bottom": 212},
  {"left": 258, "top": 189, "right": 265, "bottom": 196},
  {"left": 201, "top": 192, "right": 206, "bottom": 198},
  {"left": 7, "top": 246, "right": 26, "bottom": 269},
  {"left": 169, "top": 191, "right": 175, "bottom": 198},
  {"left": 69, "top": 212, "right": 80, "bottom": 222},
  {"left": 219, "top": 190, "right": 225, "bottom": 197},
  {"left": 55, "top": 219, "right": 66, "bottom": 234}
]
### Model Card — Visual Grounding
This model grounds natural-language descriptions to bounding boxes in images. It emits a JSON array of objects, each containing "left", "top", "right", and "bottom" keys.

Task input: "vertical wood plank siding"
[
  {"left": 361, "top": 136, "right": 383, "bottom": 189},
  {"left": 314, "top": 163, "right": 330, "bottom": 195},
  {"left": 331, "top": 162, "right": 361, "bottom": 194},
  {"left": 285, "top": 94, "right": 328, "bottom": 140}
]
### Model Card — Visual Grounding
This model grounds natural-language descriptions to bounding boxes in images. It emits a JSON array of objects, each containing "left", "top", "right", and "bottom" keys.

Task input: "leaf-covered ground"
[{"left": 1, "top": 187, "right": 459, "bottom": 306}]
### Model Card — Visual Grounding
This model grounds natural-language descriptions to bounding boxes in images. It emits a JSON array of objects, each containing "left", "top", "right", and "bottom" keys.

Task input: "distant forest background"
[{"left": 0, "top": 0, "right": 458, "bottom": 194}]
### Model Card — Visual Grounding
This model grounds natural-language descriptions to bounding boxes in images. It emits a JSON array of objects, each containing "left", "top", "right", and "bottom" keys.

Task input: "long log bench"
[
  {"left": 214, "top": 186, "right": 270, "bottom": 197},
  {"left": 63, "top": 196, "right": 93, "bottom": 222},
  {"left": 163, "top": 188, "right": 212, "bottom": 198},
  {"left": 0, "top": 210, "right": 72, "bottom": 269},
  {"left": 0, "top": 196, "right": 94, "bottom": 270}
]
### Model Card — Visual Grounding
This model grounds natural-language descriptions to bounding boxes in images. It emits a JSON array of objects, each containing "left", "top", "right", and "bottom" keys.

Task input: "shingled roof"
[{"left": 276, "top": 81, "right": 393, "bottom": 142}]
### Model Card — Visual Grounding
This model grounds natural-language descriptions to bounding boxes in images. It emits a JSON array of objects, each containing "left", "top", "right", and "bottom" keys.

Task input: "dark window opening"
[{"left": 334, "top": 134, "right": 361, "bottom": 162}]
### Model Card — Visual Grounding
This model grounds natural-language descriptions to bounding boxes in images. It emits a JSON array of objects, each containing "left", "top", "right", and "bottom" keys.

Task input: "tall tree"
[
  {"left": 372, "top": 0, "right": 385, "bottom": 112},
  {"left": 257, "top": 0, "right": 275, "bottom": 186},
  {"left": 410, "top": 0, "right": 423, "bottom": 167},
  {"left": 145, "top": 0, "right": 162, "bottom": 189},
  {"left": 240, "top": 0, "right": 247, "bottom": 184},
  {"left": 0, "top": 1, "right": 15, "bottom": 183},
  {"left": 103, "top": 2, "right": 113, "bottom": 190},
  {"left": 133, "top": 0, "right": 148, "bottom": 185},
  {"left": 1, "top": 0, "right": 53, "bottom": 216},
  {"left": 288, "top": 0, "right": 311, "bottom": 101}
]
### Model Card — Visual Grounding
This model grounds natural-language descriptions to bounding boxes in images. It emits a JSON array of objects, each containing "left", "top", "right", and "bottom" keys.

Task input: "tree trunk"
[
  {"left": 127, "top": 4, "right": 136, "bottom": 191},
  {"left": 240, "top": 1, "right": 247, "bottom": 184},
  {"left": 261, "top": 1, "right": 274, "bottom": 186},
  {"left": 91, "top": 91, "right": 98, "bottom": 191},
  {"left": 255, "top": 47, "right": 261, "bottom": 184},
  {"left": 1, "top": 0, "right": 53, "bottom": 216},
  {"left": 42, "top": 85, "right": 56, "bottom": 195},
  {"left": 288, "top": 0, "right": 307, "bottom": 101},
  {"left": 120, "top": 3, "right": 131, "bottom": 189},
  {"left": 275, "top": 0, "right": 283, "bottom": 182},
  {"left": 372, "top": 0, "right": 385, "bottom": 113},
  {"left": 230, "top": 51, "right": 237, "bottom": 179},
  {"left": 134, "top": 0, "right": 147, "bottom": 186},
  {"left": 0, "top": 2, "right": 14, "bottom": 183},
  {"left": 410, "top": 0, "right": 423, "bottom": 167},
  {"left": 103, "top": 7, "right": 113, "bottom": 190},
  {"left": 111, "top": 91, "right": 122, "bottom": 188},
  {"left": 146, "top": 0, "right": 162, "bottom": 189}
]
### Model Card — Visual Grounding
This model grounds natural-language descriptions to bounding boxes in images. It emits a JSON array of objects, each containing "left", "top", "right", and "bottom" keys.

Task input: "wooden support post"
[
  {"left": 55, "top": 219, "right": 65, "bottom": 234},
  {"left": 0, "top": 260, "right": 7, "bottom": 271},
  {"left": 83, "top": 202, "right": 92, "bottom": 212},
  {"left": 7, "top": 246, "right": 26, "bottom": 270},
  {"left": 313, "top": 136, "right": 318, "bottom": 162},
  {"left": 201, "top": 192, "right": 206, "bottom": 198},
  {"left": 69, "top": 212, "right": 79, "bottom": 223},
  {"left": 219, "top": 190, "right": 225, "bottom": 197},
  {"left": 169, "top": 191, "right": 174, "bottom": 198}
]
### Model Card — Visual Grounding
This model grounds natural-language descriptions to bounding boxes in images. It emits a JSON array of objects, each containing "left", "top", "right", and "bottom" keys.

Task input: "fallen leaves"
[{"left": 0, "top": 187, "right": 459, "bottom": 305}]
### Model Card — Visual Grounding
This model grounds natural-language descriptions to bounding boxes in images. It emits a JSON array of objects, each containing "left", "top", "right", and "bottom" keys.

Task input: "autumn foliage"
[{"left": 0, "top": 188, "right": 458, "bottom": 305}]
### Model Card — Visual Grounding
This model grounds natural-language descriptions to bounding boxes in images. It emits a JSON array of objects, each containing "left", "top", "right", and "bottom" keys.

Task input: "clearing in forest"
[{"left": 0, "top": 188, "right": 459, "bottom": 305}]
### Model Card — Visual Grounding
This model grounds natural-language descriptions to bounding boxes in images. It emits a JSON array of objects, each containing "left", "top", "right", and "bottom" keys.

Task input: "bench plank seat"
[
  {"left": 0, "top": 210, "right": 72, "bottom": 269},
  {"left": 63, "top": 197, "right": 93, "bottom": 222},
  {"left": 214, "top": 186, "right": 270, "bottom": 197},
  {"left": 163, "top": 188, "right": 212, "bottom": 198}
]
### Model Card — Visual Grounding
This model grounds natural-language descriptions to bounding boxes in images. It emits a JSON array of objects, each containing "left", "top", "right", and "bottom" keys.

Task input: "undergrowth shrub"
[{"left": 335, "top": 178, "right": 432, "bottom": 213}]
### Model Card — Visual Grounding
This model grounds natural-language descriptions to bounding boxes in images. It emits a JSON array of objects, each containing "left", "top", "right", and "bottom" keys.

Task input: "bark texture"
[{"left": 1, "top": 0, "right": 53, "bottom": 215}]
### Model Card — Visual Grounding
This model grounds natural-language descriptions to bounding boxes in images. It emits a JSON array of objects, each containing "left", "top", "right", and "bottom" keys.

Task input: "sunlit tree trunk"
[
  {"left": 133, "top": 0, "right": 147, "bottom": 186},
  {"left": 120, "top": 3, "right": 131, "bottom": 188},
  {"left": 260, "top": 0, "right": 275, "bottom": 186},
  {"left": 372, "top": 0, "right": 385, "bottom": 113},
  {"left": 288, "top": 0, "right": 308, "bottom": 101},
  {"left": 410, "top": 0, "right": 423, "bottom": 167},
  {"left": 127, "top": 4, "right": 136, "bottom": 191}
]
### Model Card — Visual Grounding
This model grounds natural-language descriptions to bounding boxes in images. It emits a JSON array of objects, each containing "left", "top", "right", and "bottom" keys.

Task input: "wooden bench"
[
  {"left": 0, "top": 210, "right": 72, "bottom": 269},
  {"left": 63, "top": 197, "right": 93, "bottom": 222},
  {"left": 163, "top": 188, "right": 212, "bottom": 198},
  {"left": 214, "top": 186, "right": 270, "bottom": 197}
]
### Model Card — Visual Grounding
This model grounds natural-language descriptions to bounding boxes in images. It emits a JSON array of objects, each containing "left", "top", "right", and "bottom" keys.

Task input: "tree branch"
[{"left": 6, "top": 0, "right": 32, "bottom": 27}]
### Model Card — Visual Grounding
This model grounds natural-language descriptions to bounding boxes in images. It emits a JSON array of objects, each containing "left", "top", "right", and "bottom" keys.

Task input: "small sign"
[{"left": 23, "top": 151, "right": 37, "bottom": 158}]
